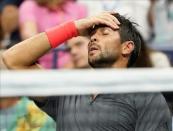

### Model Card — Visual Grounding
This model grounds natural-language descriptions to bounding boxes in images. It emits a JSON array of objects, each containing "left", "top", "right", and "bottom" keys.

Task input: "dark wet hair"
[
  {"left": 113, "top": 14, "right": 141, "bottom": 67},
  {"left": 132, "top": 32, "right": 153, "bottom": 68}
]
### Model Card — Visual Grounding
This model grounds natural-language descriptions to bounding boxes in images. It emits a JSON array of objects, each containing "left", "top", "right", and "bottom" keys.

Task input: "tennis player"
[{"left": 2, "top": 12, "right": 171, "bottom": 131}]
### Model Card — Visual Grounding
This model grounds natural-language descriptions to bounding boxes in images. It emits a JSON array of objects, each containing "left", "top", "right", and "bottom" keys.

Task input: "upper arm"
[
  {"left": 2, "top": 52, "right": 43, "bottom": 70},
  {"left": 26, "top": 63, "right": 43, "bottom": 70},
  {"left": 2, "top": 32, "right": 51, "bottom": 70}
]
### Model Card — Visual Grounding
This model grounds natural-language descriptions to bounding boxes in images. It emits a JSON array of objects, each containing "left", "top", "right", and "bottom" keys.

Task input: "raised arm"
[
  {"left": 2, "top": 32, "right": 50, "bottom": 69},
  {"left": 2, "top": 12, "right": 120, "bottom": 70}
]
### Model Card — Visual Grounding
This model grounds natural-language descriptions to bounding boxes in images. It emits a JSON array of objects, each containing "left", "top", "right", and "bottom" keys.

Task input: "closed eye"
[
  {"left": 102, "top": 31, "right": 109, "bottom": 35},
  {"left": 102, "top": 28, "right": 110, "bottom": 35}
]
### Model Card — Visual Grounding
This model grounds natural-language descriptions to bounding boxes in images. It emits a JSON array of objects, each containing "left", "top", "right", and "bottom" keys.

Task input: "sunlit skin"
[
  {"left": 88, "top": 26, "right": 131, "bottom": 68},
  {"left": 2, "top": 12, "right": 123, "bottom": 101}
]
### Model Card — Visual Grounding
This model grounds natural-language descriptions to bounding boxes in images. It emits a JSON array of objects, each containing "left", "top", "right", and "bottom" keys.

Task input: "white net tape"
[{"left": 1, "top": 68, "right": 173, "bottom": 97}]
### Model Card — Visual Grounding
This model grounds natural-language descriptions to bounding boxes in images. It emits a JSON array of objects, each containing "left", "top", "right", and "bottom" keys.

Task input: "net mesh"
[
  {"left": 0, "top": 69, "right": 173, "bottom": 131},
  {"left": 1, "top": 69, "right": 173, "bottom": 96}
]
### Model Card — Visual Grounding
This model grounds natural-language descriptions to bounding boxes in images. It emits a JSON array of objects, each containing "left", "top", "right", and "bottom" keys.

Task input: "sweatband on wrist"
[{"left": 45, "top": 21, "right": 78, "bottom": 48}]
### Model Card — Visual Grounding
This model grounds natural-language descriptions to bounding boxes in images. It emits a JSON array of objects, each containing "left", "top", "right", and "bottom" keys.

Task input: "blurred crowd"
[
  {"left": 0, "top": 0, "right": 173, "bottom": 68},
  {"left": 0, "top": 0, "right": 173, "bottom": 130}
]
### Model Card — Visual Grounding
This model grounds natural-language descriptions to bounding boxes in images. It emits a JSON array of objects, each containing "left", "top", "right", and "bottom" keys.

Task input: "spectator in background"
[
  {"left": 0, "top": 0, "right": 23, "bottom": 49},
  {"left": 19, "top": 0, "right": 88, "bottom": 69},
  {"left": 0, "top": 51, "right": 56, "bottom": 131},
  {"left": 148, "top": 0, "right": 173, "bottom": 44},
  {"left": 0, "top": 97, "right": 56, "bottom": 131},
  {"left": 0, "top": 1, "right": 56, "bottom": 130},
  {"left": 64, "top": 36, "right": 90, "bottom": 69},
  {"left": 2, "top": 12, "right": 171, "bottom": 131}
]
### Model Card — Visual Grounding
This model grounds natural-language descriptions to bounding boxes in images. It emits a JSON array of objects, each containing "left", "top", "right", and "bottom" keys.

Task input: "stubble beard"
[{"left": 88, "top": 50, "right": 117, "bottom": 68}]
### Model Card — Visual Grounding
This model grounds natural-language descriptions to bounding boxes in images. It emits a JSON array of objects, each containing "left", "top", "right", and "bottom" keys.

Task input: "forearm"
[
  {"left": 2, "top": 12, "right": 120, "bottom": 69},
  {"left": 2, "top": 33, "right": 50, "bottom": 69},
  {"left": 2, "top": 21, "right": 78, "bottom": 69}
]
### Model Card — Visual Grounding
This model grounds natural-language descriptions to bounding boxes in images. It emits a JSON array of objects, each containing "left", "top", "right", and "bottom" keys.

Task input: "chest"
[{"left": 56, "top": 95, "right": 137, "bottom": 131}]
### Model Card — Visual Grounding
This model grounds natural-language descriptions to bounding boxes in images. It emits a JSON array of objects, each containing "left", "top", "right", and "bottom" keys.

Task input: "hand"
[{"left": 74, "top": 12, "right": 120, "bottom": 36}]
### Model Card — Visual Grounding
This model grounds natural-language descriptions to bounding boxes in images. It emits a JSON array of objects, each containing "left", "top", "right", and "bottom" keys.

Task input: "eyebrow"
[
  {"left": 89, "top": 24, "right": 106, "bottom": 34},
  {"left": 100, "top": 27, "right": 113, "bottom": 32},
  {"left": 90, "top": 26, "right": 115, "bottom": 36}
]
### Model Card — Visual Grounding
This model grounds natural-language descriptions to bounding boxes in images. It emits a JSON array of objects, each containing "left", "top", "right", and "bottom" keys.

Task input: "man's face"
[
  {"left": 67, "top": 36, "right": 89, "bottom": 68},
  {"left": 88, "top": 26, "right": 122, "bottom": 68}
]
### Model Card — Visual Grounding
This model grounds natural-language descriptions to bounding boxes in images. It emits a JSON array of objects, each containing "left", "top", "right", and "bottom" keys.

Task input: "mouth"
[
  {"left": 88, "top": 42, "right": 100, "bottom": 55},
  {"left": 89, "top": 46, "right": 99, "bottom": 56},
  {"left": 89, "top": 46, "right": 99, "bottom": 52}
]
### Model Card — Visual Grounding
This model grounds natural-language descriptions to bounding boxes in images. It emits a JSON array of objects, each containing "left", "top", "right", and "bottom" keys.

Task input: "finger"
[
  {"left": 98, "top": 15, "right": 119, "bottom": 29},
  {"left": 103, "top": 13, "right": 120, "bottom": 25},
  {"left": 101, "top": 17, "right": 119, "bottom": 29},
  {"left": 104, "top": 19, "right": 119, "bottom": 30},
  {"left": 102, "top": 11, "right": 118, "bottom": 15},
  {"left": 94, "top": 17, "right": 119, "bottom": 30}
]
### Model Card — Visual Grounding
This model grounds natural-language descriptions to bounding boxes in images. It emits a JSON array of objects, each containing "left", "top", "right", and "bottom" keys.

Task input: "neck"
[
  {"left": 81, "top": 65, "right": 91, "bottom": 69},
  {"left": 111, "top": 58, "right": 128, "bottom": 68},
  {"left": 91, "top": 59, "right": 127, "bottom": 99}
]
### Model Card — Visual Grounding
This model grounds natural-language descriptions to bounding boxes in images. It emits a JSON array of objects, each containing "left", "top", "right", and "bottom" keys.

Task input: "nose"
[
  {"left": 90, "top": 33, "right": 98, "bottom": 43},
  {"left": 91, "top": 36, "right": 97, "bottom": 43}
]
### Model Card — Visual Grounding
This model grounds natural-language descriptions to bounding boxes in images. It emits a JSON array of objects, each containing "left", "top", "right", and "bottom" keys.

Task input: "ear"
[{"left": 121, "top": 41, "right": 135, "bottom": 56}]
